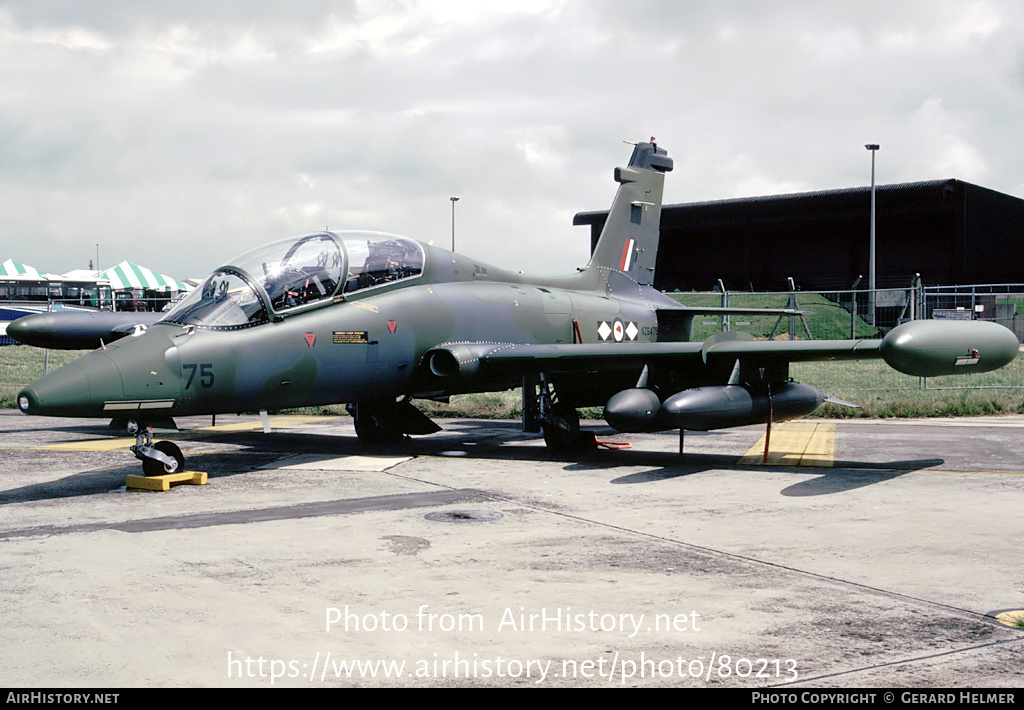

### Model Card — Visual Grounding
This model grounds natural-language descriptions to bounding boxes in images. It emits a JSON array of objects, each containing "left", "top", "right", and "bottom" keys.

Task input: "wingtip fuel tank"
[
  {"left": 8, "top": 310, "right": 162, "bottom": 350},
  {"left": 880, "top": 320, "right": 1019, "bottom": 377}
]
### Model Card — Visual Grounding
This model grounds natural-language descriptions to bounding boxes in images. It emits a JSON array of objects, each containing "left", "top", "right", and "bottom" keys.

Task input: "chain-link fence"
[
  {"left": 676, "top": 286, "right": 909, "bottom": 342},
  {"left": 667, "top": 281, "right": 1024, "bottom": 402},
  {"left": 923, "top": 284, "right": 1024, "bottom": 340}
]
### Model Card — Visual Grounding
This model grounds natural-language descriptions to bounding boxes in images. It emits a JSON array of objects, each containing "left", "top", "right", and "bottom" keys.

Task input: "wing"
[
  {"left": 418, "top": 320, "right": 1016, "bottom": 435},
  {"left": 423, "top": 319, "right": 1017, "bottom": 381}
]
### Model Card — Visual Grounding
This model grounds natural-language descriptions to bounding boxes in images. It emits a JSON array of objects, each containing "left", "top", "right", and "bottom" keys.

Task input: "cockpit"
[{"left": 161, "top": 231, "right": 424, "bottom": 329}]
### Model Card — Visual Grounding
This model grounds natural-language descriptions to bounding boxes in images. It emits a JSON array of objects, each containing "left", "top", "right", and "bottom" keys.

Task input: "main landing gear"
[
  {"left": 542, "top": 400, "right": 580, "bottom": 451},
  {"left": 347, "top": 398, "right": 442, "bottom": 445},
  {"left": 127, "top": 420, "right": 184, "bottom": 476},
  {"left": 524, "top": 375, "right": 585, "bottom": 452}
]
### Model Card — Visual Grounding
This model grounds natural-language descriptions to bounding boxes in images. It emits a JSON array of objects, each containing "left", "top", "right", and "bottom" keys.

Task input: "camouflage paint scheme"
[{"left": 16, "top": 141, "right": 1019, "bottom": 472}]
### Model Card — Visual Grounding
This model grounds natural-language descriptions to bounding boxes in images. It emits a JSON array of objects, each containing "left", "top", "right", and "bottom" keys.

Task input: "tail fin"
[{"left": 586, "top": 140, "right": 673, "bottom": 286}]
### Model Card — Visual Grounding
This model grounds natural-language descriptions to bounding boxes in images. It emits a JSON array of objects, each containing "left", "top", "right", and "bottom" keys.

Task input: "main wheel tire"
[
  {"left": 352, "top": 406, "right": 404, "bottom": 445},
  {"left": 542, "top": 403, "right": 580, "bottom": 452},
  {"left": 142, "top": 440, "right": 184, "bottom": 476}
]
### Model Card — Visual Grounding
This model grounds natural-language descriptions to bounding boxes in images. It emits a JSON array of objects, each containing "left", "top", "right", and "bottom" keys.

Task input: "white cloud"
[
  {"left": 2, "top": 1, "right": 1024, "bottom": 278},
  {"left": 903, "top": 97, "right": 992, "bottom": 181}
]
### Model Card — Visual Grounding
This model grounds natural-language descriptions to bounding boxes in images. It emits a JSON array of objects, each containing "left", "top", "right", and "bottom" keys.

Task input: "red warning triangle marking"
[
  {"left": 387, "top": 321, "right": 397, "bottom": 334},
  {"left": 304, "top": 333, "right": 316, "bottom": 347}
]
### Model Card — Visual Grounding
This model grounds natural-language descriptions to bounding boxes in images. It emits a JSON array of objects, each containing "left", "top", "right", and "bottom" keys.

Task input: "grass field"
[
  {"left": 668, "top": 291, "right": 884, "bottom": 341},
  {"left": 0, "top": 346, "right": 83, "bottom": 406},
  {"left": 794, "top": 356, "right": 1024, "bottom": 418},
  {"left": 3, "top": 340, "right": 1022, "bottom": 419}
]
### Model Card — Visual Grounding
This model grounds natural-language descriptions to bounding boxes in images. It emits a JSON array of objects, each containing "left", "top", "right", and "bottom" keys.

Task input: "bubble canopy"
[{"left": 161, "top": 231, "right": 424, "bottom": 329}]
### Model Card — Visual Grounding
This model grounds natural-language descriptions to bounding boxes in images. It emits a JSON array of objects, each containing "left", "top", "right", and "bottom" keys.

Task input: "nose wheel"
[
  {"left": 141, "top": 440, "right": 185, "bottom": 476},
  {"left": 128, "top": 420, "right": 185, "bottom": 476}
]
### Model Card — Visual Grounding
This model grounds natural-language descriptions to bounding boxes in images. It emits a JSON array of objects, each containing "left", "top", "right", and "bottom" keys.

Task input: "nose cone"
[
  {"left": 17, "top": 352, "right": 124, "bottom": 418},
  {"left": 604, "top": 387, "right": 662, "bottom": 433},
  {"left": 6, "top": 316, "right": 37, "bottom": 347}
]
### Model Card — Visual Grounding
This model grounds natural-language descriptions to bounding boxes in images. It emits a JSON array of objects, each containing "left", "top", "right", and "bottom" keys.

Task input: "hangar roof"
[
  {"left": 573, "top": 179, "right": 1024, "bottom": 289},
  {"left": 573, "top": 179, "right": 967, "bottom": 227}
]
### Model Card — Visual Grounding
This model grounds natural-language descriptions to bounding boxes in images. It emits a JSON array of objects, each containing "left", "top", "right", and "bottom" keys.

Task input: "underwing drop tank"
[{"left": 604, "top": 382, "right": 826, "bottom": 433}]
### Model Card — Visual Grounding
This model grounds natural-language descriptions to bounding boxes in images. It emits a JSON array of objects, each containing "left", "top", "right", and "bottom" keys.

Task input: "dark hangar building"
[{"left": 573, "top": 179, "right": 1024, "bottom": 291}]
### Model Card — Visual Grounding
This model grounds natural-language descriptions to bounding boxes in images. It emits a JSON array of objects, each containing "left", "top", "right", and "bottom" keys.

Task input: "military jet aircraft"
[{"left": 16, "top": 140, "right": 1019, "bottom": 475}]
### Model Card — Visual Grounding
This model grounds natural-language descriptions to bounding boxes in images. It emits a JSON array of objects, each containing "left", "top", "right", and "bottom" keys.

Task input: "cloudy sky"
[{"left": 3, "top": 0, "right": 1024, "bottom": 280}]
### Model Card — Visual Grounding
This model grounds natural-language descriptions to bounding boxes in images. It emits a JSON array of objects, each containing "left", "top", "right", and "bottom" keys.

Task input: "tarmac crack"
[{"left": 775, "top": 636, "right": 1024, "bottom": 687}]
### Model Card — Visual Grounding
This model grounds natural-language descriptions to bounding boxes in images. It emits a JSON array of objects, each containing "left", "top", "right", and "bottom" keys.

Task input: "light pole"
[
  {"left": 865, "top": 144, "right": 879, "bottom": 327},
  {"left": 450, "top": 196, "right": 460, "bottom": 252}
]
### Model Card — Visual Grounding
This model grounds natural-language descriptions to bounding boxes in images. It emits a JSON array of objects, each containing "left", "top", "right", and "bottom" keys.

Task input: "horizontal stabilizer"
[{"left": 668, "top": 306, "right": 805, "bottom": 317}]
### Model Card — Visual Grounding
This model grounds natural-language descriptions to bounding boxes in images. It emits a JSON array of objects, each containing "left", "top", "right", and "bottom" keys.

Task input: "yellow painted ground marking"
[
  {"left": 994, "top": 611, "right": 1024, "bottom": 629},
  {"left": 19, "top": 415, "right": 338, "bottom": 452},
  {"left": 194, "top": 415, "right": 333, "bottom": 432},
  {"left": 738, "top": 421, "right": 836, "bottom": 467},
  {"left": 46, "top": 438, "right": 135, "bottom": 451}
]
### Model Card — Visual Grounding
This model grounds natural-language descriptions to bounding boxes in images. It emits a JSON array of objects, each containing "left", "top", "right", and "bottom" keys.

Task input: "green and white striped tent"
[
  {"left": 98, "top": 261, "right": 189, "bottom": 293},
  {"left": 1, "top": 259, "right": 49, "bottom": 279}
]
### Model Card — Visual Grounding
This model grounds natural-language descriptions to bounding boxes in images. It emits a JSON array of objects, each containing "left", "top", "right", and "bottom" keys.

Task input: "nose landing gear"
[{"left": 127, "top": 420, "right": 185, "bottom": 476}]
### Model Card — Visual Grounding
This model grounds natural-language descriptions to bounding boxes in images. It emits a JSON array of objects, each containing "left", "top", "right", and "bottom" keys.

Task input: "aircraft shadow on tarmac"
[
  {"left": 1, "top": 422, "right": 127, "bottom": 436},
  {"left": 0, "top": 418, "right": 946, "bottom": 504},
  {"left": 605, "top": 456, "right": 945, "bottom": 496},
  {"left": 777, "top": 460, "right": 946, "bottom": 496},
  {"left": 0, "top": 462, "right": 143, "bottom": 504}
]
